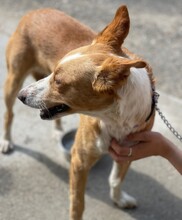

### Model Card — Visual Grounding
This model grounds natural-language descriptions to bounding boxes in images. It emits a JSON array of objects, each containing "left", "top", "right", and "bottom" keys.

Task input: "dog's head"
[{"left": 18, "top": 5, "right": 146, "bottom": 120}]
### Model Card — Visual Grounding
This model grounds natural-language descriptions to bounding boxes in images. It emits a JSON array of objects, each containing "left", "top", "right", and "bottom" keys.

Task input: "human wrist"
[
  {"left": 160, "top": 138, "right": 176, "bottom": 161},
  {"left": 161, "top": 140, "right": 182, "bottom": 175},
  {"left": 156, "top": 134, "right": 173, "bottom": 159}
]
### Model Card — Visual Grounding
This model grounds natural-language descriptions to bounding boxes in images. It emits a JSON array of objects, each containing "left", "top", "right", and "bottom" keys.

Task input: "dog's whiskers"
[{"left": 40, "top": 101, "right": 47, "bottom": 110}]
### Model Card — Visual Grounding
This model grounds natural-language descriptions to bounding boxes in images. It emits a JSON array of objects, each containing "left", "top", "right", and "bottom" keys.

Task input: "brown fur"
[{"left": 1, "top": 8, "right": 95, "bottom": 153}]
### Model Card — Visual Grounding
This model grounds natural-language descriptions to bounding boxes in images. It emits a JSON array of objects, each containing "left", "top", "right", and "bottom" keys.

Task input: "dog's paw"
[
  {"left": 113, "top": 191, "right": 137, "bottom": 209},
  {"left": 0, "top": 139, "right": 14, "bottom": 154}
]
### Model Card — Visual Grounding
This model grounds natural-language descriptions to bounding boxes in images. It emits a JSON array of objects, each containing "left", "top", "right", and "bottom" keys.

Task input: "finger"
[
  {"left": 109, "top": 146, "right": 130, "bottom": 163},
  {"left": 111, "top": 140, "right": 131, "bottom": 156},
  {"left": 110, "top": 139, "right": 123, "bottom": 154},
  {"left": 109, "top": 146, "right": 120, "bottom": 160},
  {"left": 128, "top": 143, "right": 152, "bottom": 160}
]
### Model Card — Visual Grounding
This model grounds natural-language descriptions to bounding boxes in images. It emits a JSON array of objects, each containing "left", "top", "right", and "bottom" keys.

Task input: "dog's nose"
[{"left": 18, "top": 90, "right": 27, "bottom": 104}]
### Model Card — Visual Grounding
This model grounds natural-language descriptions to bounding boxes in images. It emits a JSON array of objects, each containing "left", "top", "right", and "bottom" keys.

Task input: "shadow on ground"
[{"left": 1, "top": 144, "right": 180, "bottom": 220}]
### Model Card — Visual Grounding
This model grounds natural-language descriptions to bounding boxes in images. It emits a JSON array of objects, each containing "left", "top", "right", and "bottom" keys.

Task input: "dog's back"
[
  {"left": 1, "top": 8, "right": 95, "bottom": 153},
  {"left": 7, "top": 8, "right": 95, "bottom": 76}
]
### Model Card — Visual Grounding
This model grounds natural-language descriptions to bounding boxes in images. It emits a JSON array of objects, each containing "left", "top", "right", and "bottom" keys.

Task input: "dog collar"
[{"left": 145, "top": 87, "right": 159, "bottom": 122}]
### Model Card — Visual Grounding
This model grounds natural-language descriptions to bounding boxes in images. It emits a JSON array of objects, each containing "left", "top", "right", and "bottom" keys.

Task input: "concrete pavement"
[{"left": 0, "top": 1, "right": 182, "bottom": 220}]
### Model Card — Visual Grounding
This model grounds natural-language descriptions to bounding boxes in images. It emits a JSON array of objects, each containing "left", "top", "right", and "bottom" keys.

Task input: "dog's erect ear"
[
  {"left": 92, "top": 57, "right": 146, "bottom": 93},
  {"left": 94, "top": 5, "right": 130, "bottom": 51}
]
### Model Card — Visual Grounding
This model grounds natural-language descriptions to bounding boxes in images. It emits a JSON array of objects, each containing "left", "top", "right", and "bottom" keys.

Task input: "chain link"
[{"left": 153, "top": 91, "right": 182, "bottom": 142}]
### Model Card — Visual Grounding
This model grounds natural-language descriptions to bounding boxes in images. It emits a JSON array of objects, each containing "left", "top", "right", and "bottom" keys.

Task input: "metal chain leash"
[{"left": 153, "top": 91, "right": 182, "bottom": 142}]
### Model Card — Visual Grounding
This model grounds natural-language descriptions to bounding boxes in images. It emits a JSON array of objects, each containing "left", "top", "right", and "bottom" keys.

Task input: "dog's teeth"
[{"left": 56, "top": 106, "right": 63, "bottom": 112}]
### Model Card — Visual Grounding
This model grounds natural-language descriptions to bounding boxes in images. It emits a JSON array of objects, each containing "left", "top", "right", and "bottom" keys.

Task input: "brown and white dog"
[
  {"left": 0, "top": 4, "right": 155, "bottom": 219},
  {"left": 17, "top": 5, "right": 155, "bottom": 220},
  {"left": 0, "top": 8, "right": 95, "bottom": 153}
]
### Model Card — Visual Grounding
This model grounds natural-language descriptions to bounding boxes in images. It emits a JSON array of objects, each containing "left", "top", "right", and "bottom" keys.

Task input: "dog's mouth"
[{"left": 40, "top": 104, "right": 70, "bottom": 120}]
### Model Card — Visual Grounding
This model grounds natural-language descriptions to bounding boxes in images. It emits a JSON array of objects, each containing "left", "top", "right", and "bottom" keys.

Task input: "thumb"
[{"left": 126, "top": 131, "right": 152, "bottom": 142}]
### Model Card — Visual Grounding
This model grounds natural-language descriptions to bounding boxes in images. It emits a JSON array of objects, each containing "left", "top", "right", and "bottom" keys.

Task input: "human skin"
[{"left": 109, "top": 131, "right": 182, "bottom": 175}]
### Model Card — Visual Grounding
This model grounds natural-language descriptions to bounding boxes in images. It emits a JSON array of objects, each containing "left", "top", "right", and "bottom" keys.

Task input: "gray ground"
[{"left": 0, "top": 1, "right": 182, "bottom": 220}]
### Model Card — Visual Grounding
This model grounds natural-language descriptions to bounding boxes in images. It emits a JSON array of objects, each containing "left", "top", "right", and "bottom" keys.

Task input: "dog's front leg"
[
  {"left": 109, "top": 161, "right": 137, "bottom": 209},
  {"left": 70, "top": 147, "right": 100, "bottom": 220},
  {"left": 70, "top": 162, "right": 87, "bottom": 220}
]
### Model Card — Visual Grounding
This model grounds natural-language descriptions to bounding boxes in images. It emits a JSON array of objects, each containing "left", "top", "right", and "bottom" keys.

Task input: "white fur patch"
[
  {"left": 19, "top": 74, "right": 52, "bottom": 109},
  {"left": 109, "top": 162, "right": 137, "bottom": 208},
  {"left": 96, "top": 67, "right": 152, "bottom": 153},
  {"left": 60, "top": 53, "right": 83, "bottom": 64},
  {"left": 119, "top": 67, "right": 151, "bottom": 125}
]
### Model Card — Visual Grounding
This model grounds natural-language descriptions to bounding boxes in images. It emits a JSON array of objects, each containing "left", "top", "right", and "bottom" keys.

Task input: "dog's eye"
[
  {"left": 55, "top": 79, "right": 61, "bottom": 85},
  {"left": 54, "top": 75, "right": 61, "bottom": 85},
  {"left": 54, "top": 67, "right": 64, "bottom": 85}
]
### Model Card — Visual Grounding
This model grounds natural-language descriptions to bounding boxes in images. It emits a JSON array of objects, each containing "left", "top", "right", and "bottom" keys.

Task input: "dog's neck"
[{"left": 96, "top": 67, "right": 152, "bottom": 153}]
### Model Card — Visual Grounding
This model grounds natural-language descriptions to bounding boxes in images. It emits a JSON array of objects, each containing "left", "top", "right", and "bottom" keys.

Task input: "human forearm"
[{"left": 163, "top": 141, "right": 182, "bottom": 175}]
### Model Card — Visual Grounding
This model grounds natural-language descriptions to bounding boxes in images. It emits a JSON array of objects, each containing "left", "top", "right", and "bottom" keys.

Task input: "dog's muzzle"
[{"left": 18, "top": 90, "right": 70, "bottom": 120}]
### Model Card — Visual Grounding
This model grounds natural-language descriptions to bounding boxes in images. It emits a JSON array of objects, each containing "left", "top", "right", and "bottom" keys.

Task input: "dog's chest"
[{"left": 95, "top": 120, "right": 138, "bottom": 154}]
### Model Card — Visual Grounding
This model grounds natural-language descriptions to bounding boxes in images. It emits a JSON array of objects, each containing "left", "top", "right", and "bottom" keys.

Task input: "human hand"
[
  {"left": 109, "top": 131, "right": 170, "bottom": 163},
  {"left": 109, "top": 131, "right": 182, "bottom": 174}
]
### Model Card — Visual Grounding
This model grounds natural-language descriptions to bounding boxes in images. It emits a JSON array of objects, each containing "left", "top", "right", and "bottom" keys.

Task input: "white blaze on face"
[
  {"left": 19, "top": 74, "right": 53, "bottom": 108},
  {"left": 60, "top": 53, "right": 83, "bottom": 64}
]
